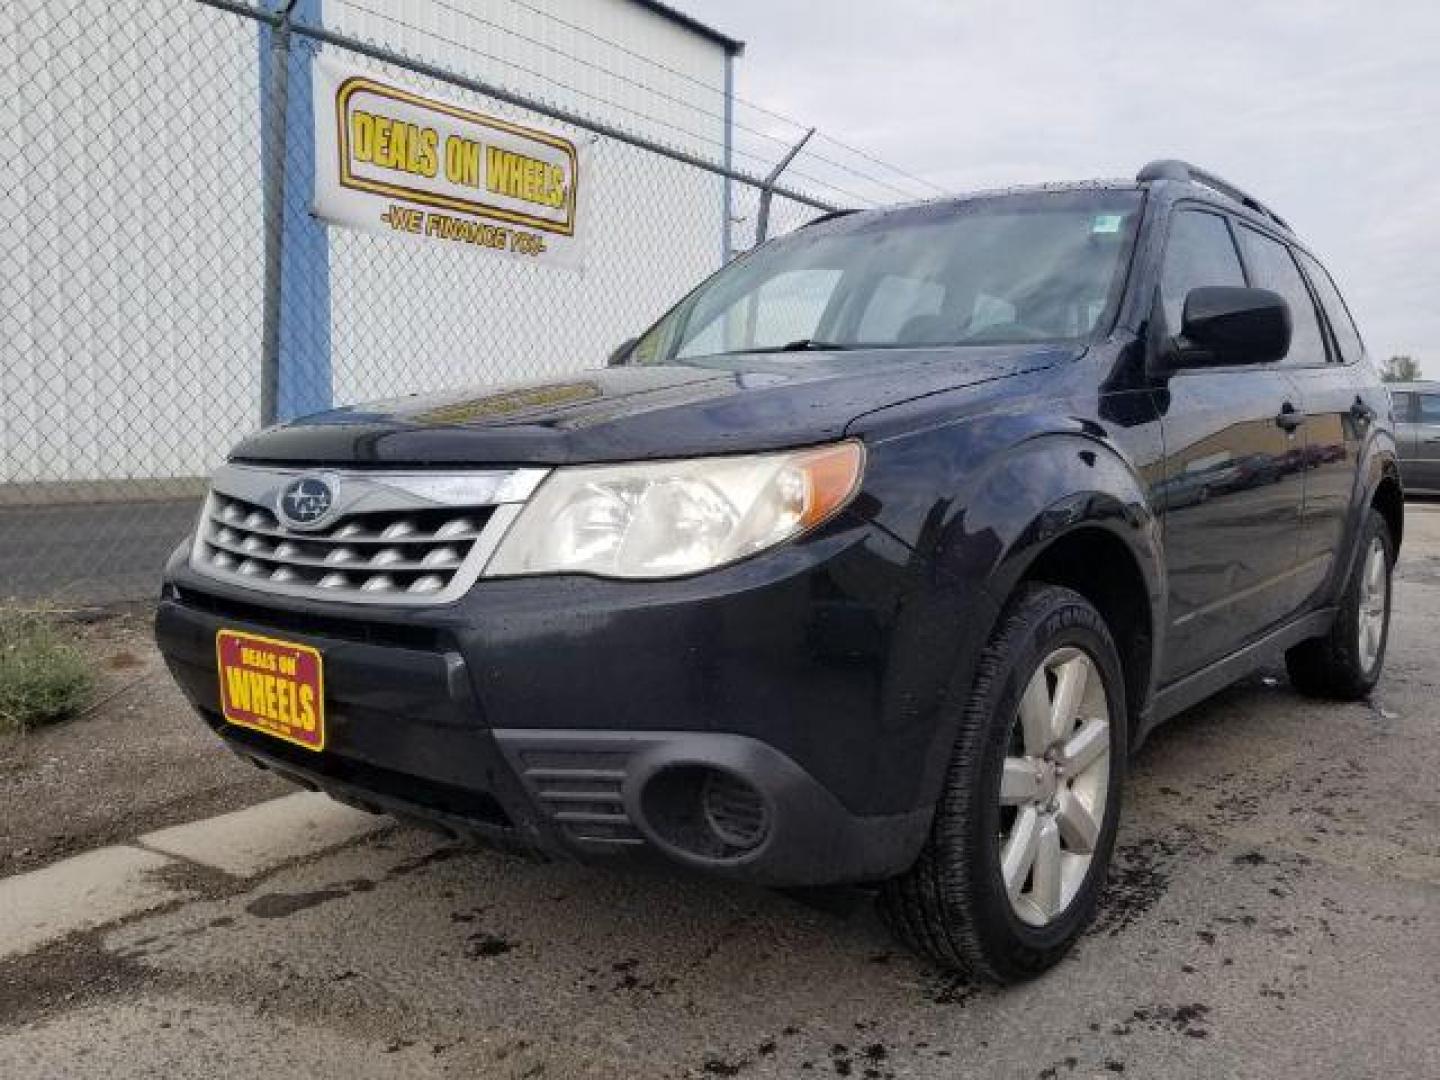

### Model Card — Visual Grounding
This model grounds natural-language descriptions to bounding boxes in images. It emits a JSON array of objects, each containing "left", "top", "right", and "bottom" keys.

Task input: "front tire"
[
  {"left": 1285, "top": 507, "right": 1394, "bottom": 700},
  {"left": 879, "top": 584, "right": 1127, "bottom": 983}
]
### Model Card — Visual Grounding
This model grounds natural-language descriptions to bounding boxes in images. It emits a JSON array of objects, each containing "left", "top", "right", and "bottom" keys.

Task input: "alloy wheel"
[
  {"left": 1356, "top": 535, "right": 1388, "bottom": 673},
  {"left": 998, "top": 646, "right": 1112, "bottom": 927}
]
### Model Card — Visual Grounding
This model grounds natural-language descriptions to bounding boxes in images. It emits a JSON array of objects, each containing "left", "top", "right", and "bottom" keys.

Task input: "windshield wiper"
[
  {"left": 746, "top": 338, "right": 851, "bottom": 354},
  {"left": 684, "top": 339, "right": 858, "bottom": 360}
]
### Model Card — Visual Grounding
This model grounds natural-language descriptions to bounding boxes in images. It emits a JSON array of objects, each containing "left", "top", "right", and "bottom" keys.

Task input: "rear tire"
[
  {"left": 878, "top": 584, "right": 1127, "bottom": 983},
  {"left": 1285, "top": 508, "right": 1394, "bottom": 700}
]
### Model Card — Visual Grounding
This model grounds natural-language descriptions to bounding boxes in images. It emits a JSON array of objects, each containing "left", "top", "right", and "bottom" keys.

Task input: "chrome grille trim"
[{"left": 189, "top": 464, "right": 548, "bottom": 605}]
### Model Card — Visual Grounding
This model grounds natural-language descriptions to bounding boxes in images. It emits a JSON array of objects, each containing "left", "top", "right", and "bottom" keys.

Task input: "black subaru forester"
[{"left": 156, "top": 160, "right": 1401, "bottom": 983}]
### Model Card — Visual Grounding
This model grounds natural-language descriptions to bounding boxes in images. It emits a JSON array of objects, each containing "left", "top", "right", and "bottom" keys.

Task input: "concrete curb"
[
  {"left": 139, "top": 792, "right": 388, "bottom": 877},
  {"left": 0, "top": 794, "right": 390, "bottom": 960},
  {"left": 0, "top": 846, "right": 185, "bottom": 960}
]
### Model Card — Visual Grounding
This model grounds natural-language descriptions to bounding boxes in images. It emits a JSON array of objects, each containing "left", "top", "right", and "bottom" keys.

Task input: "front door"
[{"left": 1153, "top": 208, "right": 1308, "bottom": 683}]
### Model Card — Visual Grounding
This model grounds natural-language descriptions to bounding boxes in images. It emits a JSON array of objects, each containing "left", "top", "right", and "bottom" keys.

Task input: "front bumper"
[{"left": 154, "top": 518, "right": 946, "bottom": 886}]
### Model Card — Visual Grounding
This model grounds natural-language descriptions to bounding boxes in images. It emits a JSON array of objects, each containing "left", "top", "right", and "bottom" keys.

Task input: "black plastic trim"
[{"left": 1151, "top": 608, "right": 1335, "bottom": 727}]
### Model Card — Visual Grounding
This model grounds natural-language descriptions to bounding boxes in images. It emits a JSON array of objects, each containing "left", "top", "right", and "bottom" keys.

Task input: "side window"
[
  {"left": 1296, "top": 251, "right": 1364, "bottom": 364},
  {"left": 856, "top": 275, "right": 944, "bottom": 341},
  {"left": 1236, "top": 226, "right": 1327, "bottom": 365},
  {"left": 1391, "top": 392, "right": 1414, "bottom": 422},
  {"left": 1159, "top": 210, "right": 1245, "bottom": 332},
  {"left": 1419, "top": 394, "right": 1440, "bottom": 425}
]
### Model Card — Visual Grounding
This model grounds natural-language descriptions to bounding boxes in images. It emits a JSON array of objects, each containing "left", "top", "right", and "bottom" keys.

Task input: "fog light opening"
[{"left": 640, "top": 764, "right": 770, "bottom": 861}]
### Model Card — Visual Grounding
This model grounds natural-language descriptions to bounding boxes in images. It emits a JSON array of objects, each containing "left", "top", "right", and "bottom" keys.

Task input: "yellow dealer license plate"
[{"left": 215, "top": 629, "right": 325, "bottom": 752}]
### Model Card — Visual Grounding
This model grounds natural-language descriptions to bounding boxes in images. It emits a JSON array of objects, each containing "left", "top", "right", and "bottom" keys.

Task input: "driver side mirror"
[
  {"left": 1168, "top": 286, "right": 1291, "bottom": 370},
  {"left": 607, "top": 337, "right": 638, "bottom": 368}
]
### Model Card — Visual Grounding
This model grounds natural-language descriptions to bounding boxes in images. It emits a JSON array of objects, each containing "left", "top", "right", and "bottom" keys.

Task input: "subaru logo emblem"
[{"left": 277, "top": 475, "right": 337, "bottom": 530}]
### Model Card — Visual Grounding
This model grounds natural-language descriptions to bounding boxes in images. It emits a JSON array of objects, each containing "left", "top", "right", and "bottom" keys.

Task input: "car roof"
[
  {"left": 817, "top": 161, "right": 1303, "bottom": 252},
  {"left": 801, "top": 179, "right": 1142, "bottom": 234},
  {"left": 1387, "top": 381, "right": 1438, "bottom": 391}
]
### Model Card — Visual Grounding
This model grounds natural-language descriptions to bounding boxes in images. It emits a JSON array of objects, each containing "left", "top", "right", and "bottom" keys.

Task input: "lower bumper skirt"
[{"left": 212, "top": 718, "right": 929, "bottom": 887}]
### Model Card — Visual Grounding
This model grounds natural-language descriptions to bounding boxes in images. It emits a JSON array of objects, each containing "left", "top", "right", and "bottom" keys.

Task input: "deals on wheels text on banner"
[{"left": 313, "top": 59, "right": 589, "bottom": 270}]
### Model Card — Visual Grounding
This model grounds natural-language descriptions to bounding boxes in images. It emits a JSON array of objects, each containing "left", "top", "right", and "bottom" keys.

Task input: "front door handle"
[{"left": 1275, "top": 403, "right": 1306, "bottom": 433}]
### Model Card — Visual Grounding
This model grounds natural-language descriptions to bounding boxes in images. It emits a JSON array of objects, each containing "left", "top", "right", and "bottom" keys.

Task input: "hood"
[{"left": 230, "top": 345, "right": 1075, "bottom": 466}]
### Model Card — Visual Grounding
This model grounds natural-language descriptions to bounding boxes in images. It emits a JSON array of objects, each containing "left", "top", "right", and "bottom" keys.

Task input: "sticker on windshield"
[{"left": 1091, "top": 213, "right": 1125, "bottom": 234}]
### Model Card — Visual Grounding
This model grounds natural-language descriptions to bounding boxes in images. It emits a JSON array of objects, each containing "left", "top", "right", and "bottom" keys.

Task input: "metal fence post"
[
  {"left": 721, "top": 52, "right": 735, "bottom": 263},
  {"left": 754, "top": 128, "right": 814, "bottom": 246},
  {"left": 259, "top": 1, "right": 299, "bottom": 428}
]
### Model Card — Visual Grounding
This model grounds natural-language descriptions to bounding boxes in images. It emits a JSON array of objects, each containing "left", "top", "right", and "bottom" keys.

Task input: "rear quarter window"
[{"left": 1297, "top": 250, "right": 1365, "bottom": 364}]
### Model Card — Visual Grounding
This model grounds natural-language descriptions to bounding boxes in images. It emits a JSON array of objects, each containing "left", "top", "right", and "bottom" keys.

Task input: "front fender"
[
  {"left": 965, "top": 435, "right": 1165, "bottom": 612},
  {"left": 859, "top": 420, "right": 1164, "bottom": 813}
]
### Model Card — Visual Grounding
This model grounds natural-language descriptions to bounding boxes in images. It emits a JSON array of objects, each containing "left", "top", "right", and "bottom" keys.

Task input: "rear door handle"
[{"left": 1275, "top": 403, "right": 1306, "bottom": 432}]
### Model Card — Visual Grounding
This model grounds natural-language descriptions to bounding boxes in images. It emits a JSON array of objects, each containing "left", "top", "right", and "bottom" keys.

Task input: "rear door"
[
  {"left": 1235, "top": 231, "right": 1360, "bottom": 605},
  {"left": 1155, "top": 208, "right": 1308, "bottom": 682}
]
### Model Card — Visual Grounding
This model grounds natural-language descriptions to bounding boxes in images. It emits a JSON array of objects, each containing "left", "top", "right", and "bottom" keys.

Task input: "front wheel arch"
[
  {"left": 1012, "top": 524, "right": 1158, "bottom": 746},
  {"left": 879, "top": 583, "right": 1129, "bottom": 981}
]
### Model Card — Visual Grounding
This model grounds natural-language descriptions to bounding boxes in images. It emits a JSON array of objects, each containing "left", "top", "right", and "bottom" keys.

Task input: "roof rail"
[{"left": 1136, "top": 159, "right": 1291, "bottom": 232}]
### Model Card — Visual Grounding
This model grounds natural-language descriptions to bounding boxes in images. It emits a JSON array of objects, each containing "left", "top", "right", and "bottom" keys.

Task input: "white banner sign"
[{"left": 313, "top": 60, "right": 588, "bottom": 270}]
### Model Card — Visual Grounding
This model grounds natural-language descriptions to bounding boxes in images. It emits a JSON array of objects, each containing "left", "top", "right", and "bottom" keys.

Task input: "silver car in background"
[{"left": 1390, "top": 381, "right": 1440, "bottom": 494}]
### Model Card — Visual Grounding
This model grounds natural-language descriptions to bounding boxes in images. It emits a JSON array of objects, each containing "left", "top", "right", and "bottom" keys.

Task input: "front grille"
[
  {"left": 190, "top": 464, "right": 546, "bottom": 605},
  {"left": 173, "top": 588, "right": 448, "bottom": 651},
  {"left": 201, "top": 493, "right": 494, "bottom": 596}
]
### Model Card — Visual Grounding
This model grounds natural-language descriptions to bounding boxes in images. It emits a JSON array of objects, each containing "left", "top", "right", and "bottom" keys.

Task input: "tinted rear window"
[{"left": 1297, "top": 250, "right": 1364, "bottom": 364}]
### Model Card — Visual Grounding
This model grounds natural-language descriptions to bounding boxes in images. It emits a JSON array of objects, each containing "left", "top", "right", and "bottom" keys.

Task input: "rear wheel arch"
[
  {"left": 1371, "top": 471, "right": 1403, "bottom": 555},
  {"left": 1287, "top": 506, "right": 1394, "bottom": 699}
]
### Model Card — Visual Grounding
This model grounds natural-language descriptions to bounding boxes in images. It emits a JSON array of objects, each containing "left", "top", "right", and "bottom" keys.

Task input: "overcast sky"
[{"left": 693, "top": 0, "right": 1439, "bottom": 376}]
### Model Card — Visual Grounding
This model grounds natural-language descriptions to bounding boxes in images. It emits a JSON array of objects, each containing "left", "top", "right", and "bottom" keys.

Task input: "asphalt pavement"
[{"left": 0, "top": 499, "right": 199, "bottom": 603}]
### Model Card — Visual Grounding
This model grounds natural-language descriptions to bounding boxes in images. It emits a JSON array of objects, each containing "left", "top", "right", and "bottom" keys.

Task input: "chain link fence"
[{"left": 2, "top": 0, "right": 936, "bottom": 605}]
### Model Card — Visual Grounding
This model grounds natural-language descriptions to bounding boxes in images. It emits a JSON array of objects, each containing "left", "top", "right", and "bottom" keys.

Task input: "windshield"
[{"left": 632, "top": 190, "right": 1142, "bottom": 363}]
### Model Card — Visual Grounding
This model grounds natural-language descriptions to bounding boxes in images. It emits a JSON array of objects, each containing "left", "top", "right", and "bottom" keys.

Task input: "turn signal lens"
[{"left": 794, "top": 442, "right": 865, "bottom": 530}]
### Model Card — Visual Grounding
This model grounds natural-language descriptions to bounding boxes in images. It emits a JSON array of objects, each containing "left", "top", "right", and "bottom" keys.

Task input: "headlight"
[{"left": 483, "top": 441, "right": 864, "bottom": 579}]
